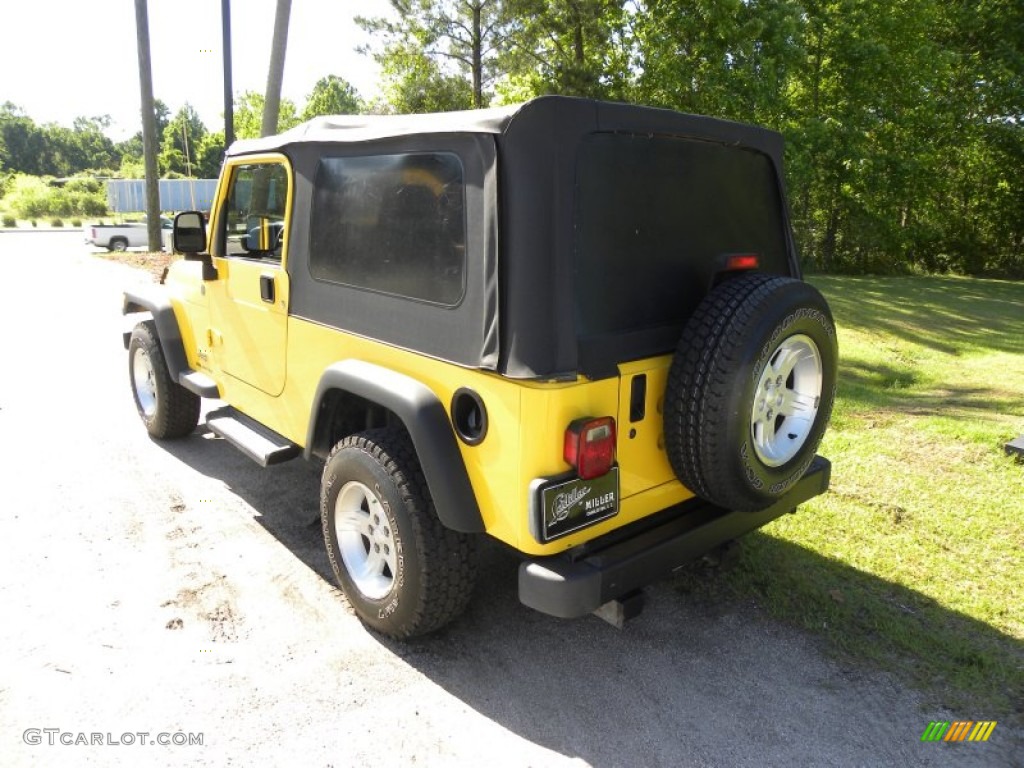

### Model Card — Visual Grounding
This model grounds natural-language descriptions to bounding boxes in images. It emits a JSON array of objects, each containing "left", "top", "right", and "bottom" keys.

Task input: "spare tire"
[{"left": 664, "top": 272, "right": 837, "bottom": 511}]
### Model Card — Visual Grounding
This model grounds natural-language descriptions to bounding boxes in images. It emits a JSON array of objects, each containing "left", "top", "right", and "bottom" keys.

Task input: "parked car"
[
  {"left": 123, "top": 96, "right": 838, "bottom": 638},
  {"left": 85, "top": 217, "right": 171, "bottom": 251}
]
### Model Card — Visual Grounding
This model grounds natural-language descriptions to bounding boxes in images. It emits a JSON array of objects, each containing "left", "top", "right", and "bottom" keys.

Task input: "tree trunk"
[
  {"left": 822, "top": 203, "right": 839, "bottom": 272},
  {"left": 133, "top": 0, "right": 162, "bottom": 251},
  {"left": 471, "top": 2, "right": 483, "bottom": 108},
  {"left": 262, "top": 0, "right": 292, "bottom": 137}
]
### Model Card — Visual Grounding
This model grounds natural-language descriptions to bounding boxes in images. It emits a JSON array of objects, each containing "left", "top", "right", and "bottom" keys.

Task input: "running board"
[{"left": 206, "top": 406, "right": 300, "bottom": 467}]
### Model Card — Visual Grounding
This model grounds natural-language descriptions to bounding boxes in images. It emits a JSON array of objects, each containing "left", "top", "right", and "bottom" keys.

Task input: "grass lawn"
[{"left": 676, "top": 275, "right": 1023, "bottom": 720}]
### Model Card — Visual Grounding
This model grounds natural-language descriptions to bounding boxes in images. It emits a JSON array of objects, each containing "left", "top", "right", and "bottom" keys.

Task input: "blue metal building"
[{"left": 107, "top": 179, "right": 219, "bottom": 213}]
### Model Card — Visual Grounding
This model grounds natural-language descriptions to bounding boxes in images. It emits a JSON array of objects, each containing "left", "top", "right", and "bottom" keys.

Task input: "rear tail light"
[
  {"left": 726, "top": 253, "right": 760, "bottom": 271},
  {"left": 564, "top": 416, "right": 617, "bottom": 480}
]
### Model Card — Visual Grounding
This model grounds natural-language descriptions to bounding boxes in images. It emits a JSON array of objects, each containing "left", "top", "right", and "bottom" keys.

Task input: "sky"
[{"left": 2, "top": 0, "right": 393, "bottom": 139}]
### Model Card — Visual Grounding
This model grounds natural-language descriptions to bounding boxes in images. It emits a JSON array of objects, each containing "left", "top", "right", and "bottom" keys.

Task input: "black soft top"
[
  {"left": 230, "top": 97, "right": 795, "bottom": 380},
  {"left": 230, "top": 97, "right": 783, "bottom": 158}
]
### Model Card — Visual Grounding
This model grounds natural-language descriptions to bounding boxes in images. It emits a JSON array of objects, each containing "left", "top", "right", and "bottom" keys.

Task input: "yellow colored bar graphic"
[{"left": 968, "top": 721, "right": 997, "bottom": 742}]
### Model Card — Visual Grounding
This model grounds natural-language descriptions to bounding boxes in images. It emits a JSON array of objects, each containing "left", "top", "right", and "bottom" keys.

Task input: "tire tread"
[
  {"left": 130, "top": 320, "right": 200, "bottom": 439},
  {"left": 664, "top": 273, "right": 835, "bottom": 510},
  {"left": 322, "top": 428, "right": 477, "bottom": 639}
]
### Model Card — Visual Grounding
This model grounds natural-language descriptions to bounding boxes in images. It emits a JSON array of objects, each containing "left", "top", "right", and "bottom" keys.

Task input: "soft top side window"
[
  {"left": 216, "top": 161, "right": 290, "bottom": 262},
  {"left": 309, "top": 152, "right": 466, "bottom": 306}
]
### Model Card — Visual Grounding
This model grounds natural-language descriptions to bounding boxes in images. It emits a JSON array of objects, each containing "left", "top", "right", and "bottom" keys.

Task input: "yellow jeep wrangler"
[{"left": 124, "top": 96, "right": 836, "bottom": 638}]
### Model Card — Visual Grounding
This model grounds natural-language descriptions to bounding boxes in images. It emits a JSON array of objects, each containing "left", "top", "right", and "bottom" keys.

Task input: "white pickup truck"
[{"left": 84, "top": 218, "right": 172, "bottom": 251}]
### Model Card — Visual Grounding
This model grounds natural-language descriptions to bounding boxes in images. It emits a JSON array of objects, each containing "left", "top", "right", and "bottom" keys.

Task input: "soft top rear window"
[{"left": 574, "top": 133, "right": 789, "bottom": 341}]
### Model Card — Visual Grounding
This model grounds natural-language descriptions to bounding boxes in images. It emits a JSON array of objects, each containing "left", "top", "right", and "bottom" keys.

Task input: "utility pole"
[
  {"left": 133, "top": 0, "right": 161, "bottom": 251},
  {"left": 222, "top": 0, "right": 234, "bottom": 148},
  {"left": 261, "top": 0, "right": 292, "bottom": 137}
]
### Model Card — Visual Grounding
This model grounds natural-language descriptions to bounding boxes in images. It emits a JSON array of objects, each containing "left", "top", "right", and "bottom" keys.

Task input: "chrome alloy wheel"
[
  {"left": 751, "top": 334, "right": 823, "bottom": 467},
  {"left": 132, "top": 347, "right": 158, "bottom": 418},
  {"left": 334, "top": 481, "right": 399, "bottom": 600}
]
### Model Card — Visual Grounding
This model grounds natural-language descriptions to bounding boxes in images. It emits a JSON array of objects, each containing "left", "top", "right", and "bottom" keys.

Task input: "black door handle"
[{"left": 260, "top": 274, "right": 275, "bottom": 303}]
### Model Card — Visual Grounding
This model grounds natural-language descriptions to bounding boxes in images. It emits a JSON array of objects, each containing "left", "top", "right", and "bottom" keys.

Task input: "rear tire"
[
  {"left": 321, "top": 428, "right": 477, "bottom": 639},
  {"left": 109, "top": 237, "right": 128, "bottom": 252},
  {"left": 664, "top": 273, "right": 837, "bottom": 511},
  {"left": 128, "top": 321, "right": 200, "bottom": 439}
]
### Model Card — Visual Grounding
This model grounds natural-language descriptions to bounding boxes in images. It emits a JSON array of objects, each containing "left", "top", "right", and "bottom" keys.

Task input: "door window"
[{"left": 216, "top": 162, "right": 289, "bottom": 261}]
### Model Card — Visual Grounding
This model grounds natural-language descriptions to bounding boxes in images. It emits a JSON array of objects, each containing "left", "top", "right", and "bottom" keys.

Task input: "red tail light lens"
[
  {"left": 564, "top": 416, "right": 617, "bottom": 480},
  {"left": 726, "top": 253, "right": 760, "bottom": 271}
]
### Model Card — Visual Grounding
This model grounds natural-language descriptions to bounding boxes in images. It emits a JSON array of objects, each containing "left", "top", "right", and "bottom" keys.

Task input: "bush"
[
  {"left": 5, "top": 174, "right": 107, "bottom": 219},
  {"left": 71, "top": 218, "right": 82, "bottom": 227},
  {"left": 7, "top": 175, "right": 50, "bottom": 219},
  {"left": 65, "top": 177, "right": 102, "bottom": 194},
  {"left": 31, "top": 220, "right": 37, "bottom": 227},
  {"left": 2, "top": 215, "right": 15, "bottom": 228},
  {"left": 47, "top": 189, "right": 73, "bottom": 217},
  {"left": 76, "top": 193, "right": 107, "bottom": 217},
  {"left": 50, "top": 218, "right": 63, "bottom": 227}
]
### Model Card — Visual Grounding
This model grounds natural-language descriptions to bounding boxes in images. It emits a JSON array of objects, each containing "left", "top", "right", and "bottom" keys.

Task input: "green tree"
[
  {"left": 68, "top": 116, "right": 119, "bottom": 172},
  {"left": 160, "top": 104, "right": 207, "bottom": 176},
  {"left": 117, "top": 99, "right": 170, "bottom": 170},
  {"left": 234, "top": 91, "right": 300, "bottom": 139},
  {"left": 370, "top": 45, "right": 475, "bottom": 113},
  {"left": 302, "top": 75, "right": 362, "bottom": 119},
  {"left": 632, "top": 0, "right": 803, "bottom": 121},
  {"left": 358, "top": 1, "right": 511, "bottom": 108},
  {"left": 0, "top": 103, "right": 47, "bottom": 175},
  {"left": 499, "top": 0, "right": 631, "bottom": 99},
  {"left": 195, "top": 131, "right": 226, "bottom": 177}
]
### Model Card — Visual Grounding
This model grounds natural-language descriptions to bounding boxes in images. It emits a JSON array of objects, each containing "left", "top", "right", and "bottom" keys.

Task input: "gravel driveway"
[{"left": 0, "top": 232, "right": 1017, "bottom": 767}]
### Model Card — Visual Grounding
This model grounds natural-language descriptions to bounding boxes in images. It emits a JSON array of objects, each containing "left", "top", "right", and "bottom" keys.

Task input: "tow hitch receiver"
[{"left": 593, "top": 590, "right": 646, "bottom": 628}]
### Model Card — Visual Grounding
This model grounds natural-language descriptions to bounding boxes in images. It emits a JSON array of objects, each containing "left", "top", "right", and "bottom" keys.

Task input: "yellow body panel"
[
  {"left": 205, "top": 257, "right": 290, "bottom": 396},
  {"left": 166, "top": 260, "right": 212, "bottom": 373},
  {"left": 616, "top": 357, "right": 680, "bottom": 496}
]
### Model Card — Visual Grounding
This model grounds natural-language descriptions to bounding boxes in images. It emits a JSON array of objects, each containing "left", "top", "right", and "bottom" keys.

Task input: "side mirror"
[
  {"left": 173, "top": 211, "right": 217, "bottom": 280},
  {"left": 173, "top": 211, "right": 206, "bottom": 253}
]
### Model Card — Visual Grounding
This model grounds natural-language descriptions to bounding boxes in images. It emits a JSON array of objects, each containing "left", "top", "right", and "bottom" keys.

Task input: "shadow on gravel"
[
  {"left": 157, "top": 428, "right": 1023, "bottom": 764},
  {"left": 159, "top": 427, "right": 332, "bottom": 582}
]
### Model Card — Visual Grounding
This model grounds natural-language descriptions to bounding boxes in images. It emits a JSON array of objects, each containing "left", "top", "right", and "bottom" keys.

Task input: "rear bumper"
[{"left": 518, "top": 456, "right": 831, "bottom": 618}]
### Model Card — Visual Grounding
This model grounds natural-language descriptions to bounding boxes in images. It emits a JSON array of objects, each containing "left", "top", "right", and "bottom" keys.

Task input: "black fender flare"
[
  {"left": 122, "top": 286, "right": 189, "bottom": 382},
  {"left": 307, "top": 360, "right": 485, "bottom": 534}
]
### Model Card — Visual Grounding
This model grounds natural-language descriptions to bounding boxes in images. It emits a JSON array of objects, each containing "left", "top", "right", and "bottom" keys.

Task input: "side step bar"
[
  {"left": 206, "top": 406, "right": 301, "bottom": 467},
  {"left": 179, "top": 370, "right": 220, "bottom": 398}
]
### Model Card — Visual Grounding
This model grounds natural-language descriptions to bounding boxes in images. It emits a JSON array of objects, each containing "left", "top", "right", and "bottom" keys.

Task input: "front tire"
[
  {"left": 128, "top": 321, "right": 200, "bottom": 439},
  {"left": 321, "top": 428, "right": 477, "bottom": 639},
  {"left": 664, "top": 273, "right": 837, "bottom": 511}
]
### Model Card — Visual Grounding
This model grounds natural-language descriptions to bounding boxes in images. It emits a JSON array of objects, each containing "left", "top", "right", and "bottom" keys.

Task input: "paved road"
[{"left": 0, "top": 232, "right": 1017, "bottom": 767}]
